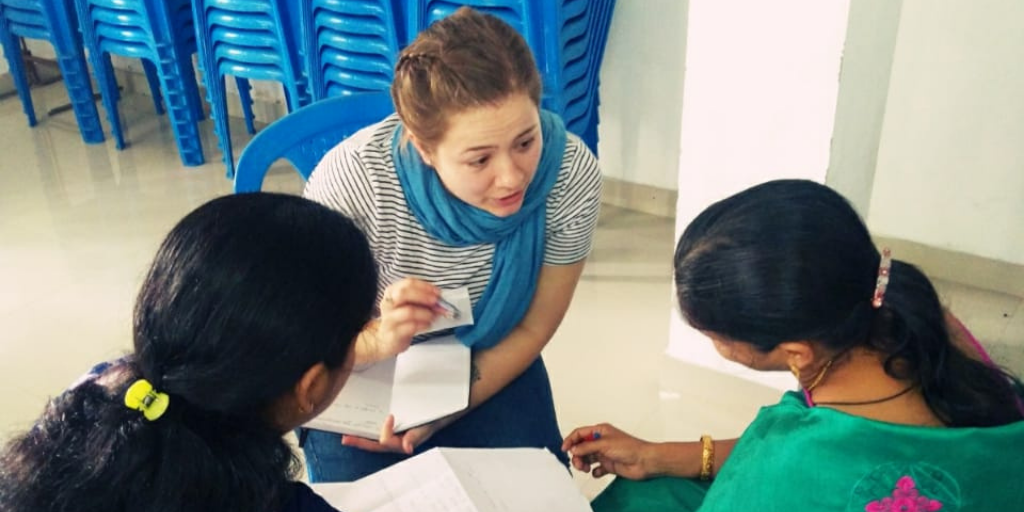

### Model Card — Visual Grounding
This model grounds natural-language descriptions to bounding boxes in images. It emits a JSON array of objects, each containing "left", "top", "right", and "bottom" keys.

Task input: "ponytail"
[
  {"left": 871, "top": 260, "right": 1023, "bottom": 427},
  {"left": 672, "top": 180, "right": 1024, "bottom": 428},
  {"left": 0, "top": 361, "right": 297, "bottom": 512}
]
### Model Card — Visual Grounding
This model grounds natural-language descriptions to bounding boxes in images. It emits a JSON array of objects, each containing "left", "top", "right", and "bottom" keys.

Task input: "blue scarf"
[{"left": 392, "top": 110, "right": 567, "bottom": 349}]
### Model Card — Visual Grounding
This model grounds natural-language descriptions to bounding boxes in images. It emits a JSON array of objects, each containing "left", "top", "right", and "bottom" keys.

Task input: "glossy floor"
[{"left": 1, "top": 85, "right": 1021, "bottom": 499}]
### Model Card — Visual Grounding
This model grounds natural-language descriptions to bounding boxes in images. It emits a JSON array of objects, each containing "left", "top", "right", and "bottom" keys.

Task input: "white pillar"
[{"left": 668, "top": 0, "right": 854, "bottom": 390}]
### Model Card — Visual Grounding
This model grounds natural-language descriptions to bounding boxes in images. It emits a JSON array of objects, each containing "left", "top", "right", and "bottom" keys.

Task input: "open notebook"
[
  {"left": 312, "top": 447, "right": 594, "bottom": 512},
  {"left": 304, "top": 288, "right": 474, "bottom": 439}
]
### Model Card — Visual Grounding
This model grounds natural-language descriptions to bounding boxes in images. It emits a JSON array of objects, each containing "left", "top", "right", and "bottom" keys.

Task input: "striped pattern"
[{"left": 304, "top": 114, "right": 602, "bottom": 304}]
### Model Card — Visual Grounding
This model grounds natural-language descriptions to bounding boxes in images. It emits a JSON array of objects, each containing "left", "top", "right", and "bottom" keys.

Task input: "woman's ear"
[
  {"left": 293, "top": 362, "right": 331, "bottom": 415},
  {"left": 265, "top": 362, "right": 331, "bottom": 432},
  {"left": 777, "top": 341, "right": 819, "bottom": 376},
  {"left": 408, "top": 133, "right": 434, "bottom": 167}
]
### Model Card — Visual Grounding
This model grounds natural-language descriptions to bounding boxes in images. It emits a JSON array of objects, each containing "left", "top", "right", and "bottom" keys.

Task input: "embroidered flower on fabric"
[
  {"left": 865, "top": 476, "right": 943, "bottom": 512},
  {"left": 848, "top": 463, "right": 960, "bottom": 512}
]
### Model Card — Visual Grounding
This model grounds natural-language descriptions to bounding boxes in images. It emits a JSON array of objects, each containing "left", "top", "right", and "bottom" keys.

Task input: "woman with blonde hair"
[{"left": 303, "top": 7, "right": 602, "bottom": 482}]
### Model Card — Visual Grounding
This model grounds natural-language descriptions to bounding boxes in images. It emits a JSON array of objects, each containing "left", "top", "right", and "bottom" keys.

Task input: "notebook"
[{"left": 304, "top": 288, "right": 474, "bottom": 438}]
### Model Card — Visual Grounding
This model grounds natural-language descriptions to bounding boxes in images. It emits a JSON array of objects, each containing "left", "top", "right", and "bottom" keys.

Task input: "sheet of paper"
[
  {"left": 391, "top": 336, "right": 470, "bottom": 431},
  {"left": 417, "top": 287, "right": 475, "bottom": 335},
  {"left": 442, "top": 448, "right": 594, "bottom": 512},
  {"left": 314, "top": 449, "right": 476, "bottom": 512},
  {"left": 313, "top": 448, "right": 593, "bottom": 512}
]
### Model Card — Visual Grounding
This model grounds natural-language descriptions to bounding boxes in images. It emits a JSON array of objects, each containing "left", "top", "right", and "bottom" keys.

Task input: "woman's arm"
[
  {"left": 466, "top": 261, "right": 584, "bottom": 407},
  {"left": 342, "top": 261, "right": 585, "bottom": 453},
  {"left": 562, "top": 423, "right": 739, "bottom": 480}
]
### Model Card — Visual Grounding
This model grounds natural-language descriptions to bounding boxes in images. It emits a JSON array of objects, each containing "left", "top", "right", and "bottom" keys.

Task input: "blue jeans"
[{"left": 302, "top": 356, "right": 567, "bottom": 482}]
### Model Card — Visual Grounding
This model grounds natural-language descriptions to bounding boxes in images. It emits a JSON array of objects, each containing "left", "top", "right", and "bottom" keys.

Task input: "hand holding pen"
[
  {"left": 436, "top": 295, "right": 461, "bottom": 320},
  {"left": 562, "top": 423, "right": 658, "bottom": 480},
  {"left": 372, "top": 278, "right": 461, "bottom": 361}
]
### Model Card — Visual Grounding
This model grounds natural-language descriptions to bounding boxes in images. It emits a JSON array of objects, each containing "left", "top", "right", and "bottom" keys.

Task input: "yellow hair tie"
[{"left": 124, "top": 379, "right": 170, "bottom": 421}]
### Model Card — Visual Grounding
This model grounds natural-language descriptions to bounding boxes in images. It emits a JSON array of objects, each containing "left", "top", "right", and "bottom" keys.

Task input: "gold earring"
[{"left": 789, "top": 363, "right": 800, "bottom": 380}]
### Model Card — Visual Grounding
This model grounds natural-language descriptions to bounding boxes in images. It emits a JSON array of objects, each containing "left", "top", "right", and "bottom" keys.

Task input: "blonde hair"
[{"left": 391, "top": 7, "right": 542, "bottom": 151}]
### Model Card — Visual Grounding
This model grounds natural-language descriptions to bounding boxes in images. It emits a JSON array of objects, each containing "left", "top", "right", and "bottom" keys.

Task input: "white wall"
[
  {"left": 825, "top": 0, "right": 903, "bottom": 217},
  {"left": 668, "top": 0, "right": 851, "bottom": 390},
  {"left": 868, "top": 0, "right": 1024, "bottom": 266},
  {"left": 595, "top": 0, "right": 687, "bottom": 190}
]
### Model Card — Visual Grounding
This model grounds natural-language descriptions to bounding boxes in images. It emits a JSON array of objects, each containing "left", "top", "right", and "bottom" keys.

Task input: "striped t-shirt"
[{"left": 304, "top": 114, "right": 602, "bottom": 305}]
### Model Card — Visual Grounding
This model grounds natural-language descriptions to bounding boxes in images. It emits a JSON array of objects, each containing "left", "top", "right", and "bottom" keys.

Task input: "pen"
[
  {"left": 437, "top": 296, "right": 461, "bottom": 319},
  {"left": 582, "top": 432, "right": 601, "bottom": 442}
]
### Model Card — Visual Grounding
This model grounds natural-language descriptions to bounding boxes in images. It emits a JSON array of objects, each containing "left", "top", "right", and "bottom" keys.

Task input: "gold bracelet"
[{"left": 699, "top": 434, "right": 715, "bottom": 481}]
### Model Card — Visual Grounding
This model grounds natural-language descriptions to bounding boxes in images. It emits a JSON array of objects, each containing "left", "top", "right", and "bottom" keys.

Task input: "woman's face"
[
  {"left": 414, "top": 93, "right": 542, "bottom": 217},
  {"left": 703, "top": 331, "right": 788, "bottom": 371}
]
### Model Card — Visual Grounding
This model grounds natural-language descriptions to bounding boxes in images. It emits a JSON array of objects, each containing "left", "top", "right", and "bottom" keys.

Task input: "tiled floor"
[{"left": 2, "top": 84, "right": 1022, "bottom": 500}]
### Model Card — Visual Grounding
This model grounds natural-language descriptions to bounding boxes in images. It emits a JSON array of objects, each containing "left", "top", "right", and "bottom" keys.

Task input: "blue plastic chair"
[
  {"left": 234, "top": 90, "right": 393, "bottom": 193},
  {"left": 75, "top": 0, "right": 209, "bottom": 166},
  {"left": 193, "top": 0, "right": 312, "bottom": 178},
  {"left": 0, "top": 0, "right": 105, "bottom": 143},
  {"left": 304, "top": 0, "right": 403, "bottom": 99}
]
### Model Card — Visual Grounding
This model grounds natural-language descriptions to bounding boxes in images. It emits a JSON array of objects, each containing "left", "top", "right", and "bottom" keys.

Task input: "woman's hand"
[
  {"left": 562, "top": 423, "right": 659, "bottom": 480},
  {"left": 368, "top": 278, "right": 447, "bottom": 361},
  {"left": 340, "top": 413, "right": 458, "bottom": 455}
]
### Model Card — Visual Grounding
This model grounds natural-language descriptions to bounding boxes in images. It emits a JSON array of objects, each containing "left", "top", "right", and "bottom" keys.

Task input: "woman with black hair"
[
  {"left": 564, "top": 180, "right": 1024, "bottom": 511},
  {"left": 0, "top": 193, "right": 378, "bottom": 512}
]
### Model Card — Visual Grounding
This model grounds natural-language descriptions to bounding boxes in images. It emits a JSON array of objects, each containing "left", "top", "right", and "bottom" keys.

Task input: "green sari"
[{"left": 593, "top": 391, "right": 1024, "bottom": 511}]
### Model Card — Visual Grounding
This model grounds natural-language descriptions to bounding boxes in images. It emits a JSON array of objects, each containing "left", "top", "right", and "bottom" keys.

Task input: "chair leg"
[
  {"left": 141, "top": 58, "right": 165, "bottom": 115},
  {"left": 87, "top": 49, "right": 124, "bottom": 149},
  {"left": 100, "top": 53, "right": 120, "bottom": 103},
  {"left": 195, "top": 42, "right": 234, "bottom": 176},
  {"left": 0, "top": 30, "right": 37, "bottom": 127},
  {"left": 182, "top": 55, "right": 205, "bottom": 122},
  {"left": 206, "top": 74, "right": 235, "bottom": 176},
  {"left": 284, "top": 82, "right": 312, "bottom": 114},
  {"left": 283, "top": 82, "right": 297, "bottom": 113},
  {"left": 53, "top": 49, "right": 105, "bottom": 144},
  {"left": 235, "top": 77, "right": 255, "bottom": 135},
  {"left": 153, "top": 51, "right": 204, "bottom": 166}
]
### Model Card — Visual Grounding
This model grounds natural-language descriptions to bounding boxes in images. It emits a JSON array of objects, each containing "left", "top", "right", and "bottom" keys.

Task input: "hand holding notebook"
[{"left": 303, "top": 287, "right": 474, "bottom": 439}]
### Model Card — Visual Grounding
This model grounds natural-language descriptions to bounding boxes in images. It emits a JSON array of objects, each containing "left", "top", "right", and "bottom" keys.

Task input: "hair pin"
[
  {"left": 871, "top": 248, "right": 892, "bottom": 308},
  {"left": 124, "top": 379, "right": 170, "bottom": 421}
]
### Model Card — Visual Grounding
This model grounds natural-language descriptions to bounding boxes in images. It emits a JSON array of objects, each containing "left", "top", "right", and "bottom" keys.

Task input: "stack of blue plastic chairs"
[
  {"left": 0, "top": 0, "right": 105, "bottom": 144},
  {"left": 74, "top": 0, "right": 207, "bottom": 166},
  {"left": 192, "top": 0, "right": 311, "bottom": 178},
  {"left": 541, "top": 0, "right": 614, "bottom": 153},
  {"left": 304, "top": 0, "right": 403, "bottom": 100},
  {"left": 406, "top": 0, "right": 614, "bottom": 154}
]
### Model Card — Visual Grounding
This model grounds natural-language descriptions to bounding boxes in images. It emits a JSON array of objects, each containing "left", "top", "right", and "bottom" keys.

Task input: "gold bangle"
[{"left": 699, "top": 434, "right": 715, "bottom": 481}]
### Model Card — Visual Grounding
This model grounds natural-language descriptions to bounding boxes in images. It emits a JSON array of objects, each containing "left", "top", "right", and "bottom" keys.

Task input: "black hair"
[
  {"left": 0, "top": 193, "right": 378, "bottom": 512},
  {"left": 674, "top": 179, "right": 1022, "bottom": 427}
]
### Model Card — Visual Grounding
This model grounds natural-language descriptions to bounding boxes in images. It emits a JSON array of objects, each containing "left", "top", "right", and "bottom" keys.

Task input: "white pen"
[{"left": 437, "top": 296, "right": 461, "bottom": 319}]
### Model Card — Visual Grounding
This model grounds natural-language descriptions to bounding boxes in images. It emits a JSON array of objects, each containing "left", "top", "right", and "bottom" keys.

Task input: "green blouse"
[{"left": 593, "top": 391, "right": 1024, "bottom": 511}]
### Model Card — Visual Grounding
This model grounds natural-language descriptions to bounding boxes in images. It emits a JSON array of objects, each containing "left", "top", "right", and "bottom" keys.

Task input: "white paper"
[
  {"left": 304, "top": 335, "right": 470, "bottom": 438},
  {"left": 417, "top": 287, "right": 475, "bottom": 335},
  {"left": 313, "top": 448, "right": 593, "bottom": 512},
  {"left": 443, "top": 448, "right": 594, "bottom": 512},
  {"left": 391, "top": 336, "right": 471, "bottom": 431}
]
